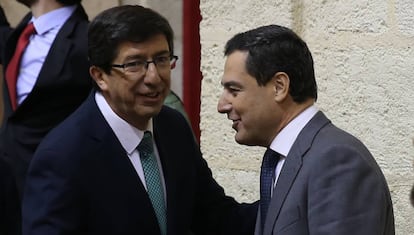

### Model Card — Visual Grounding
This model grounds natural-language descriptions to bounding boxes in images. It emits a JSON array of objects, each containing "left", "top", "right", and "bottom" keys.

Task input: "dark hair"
[
  {"left": 88, "top": 5, "right": 174, "bottom": 74},
  {"left": 224, "top": 25, "right": 317, "bottom": 103},
  {"left": 56, "top": 0, "right": 81, "bottom": 5}
]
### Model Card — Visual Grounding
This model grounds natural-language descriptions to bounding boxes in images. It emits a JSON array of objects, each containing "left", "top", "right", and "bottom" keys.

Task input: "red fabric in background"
[{"left": 183, "top": 0, "right": 202, "bottom": 142}]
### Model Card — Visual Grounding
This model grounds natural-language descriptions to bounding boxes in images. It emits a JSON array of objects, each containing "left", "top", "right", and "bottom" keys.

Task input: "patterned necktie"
[
  {"left": 137, "top": 131, "right": 167, "bottom": 235},
  {"left": 260, "top": 148, "right": 280, "bottom": 231},
  {"left": 5, "top": 22, "right": 36, "bottom": 110}
]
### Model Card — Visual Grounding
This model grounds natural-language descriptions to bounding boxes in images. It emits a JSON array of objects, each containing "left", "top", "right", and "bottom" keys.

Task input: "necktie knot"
[
  {"left": 21, "top": 22, "right": 36, "bottom": 39},
  {"left": 138, "top": 131, "right": 154, "bottom": 157},
  {"left": 261, "top": 149, "right": 279, "bottom": 170},
  {"left": 14, "top": 23, "right": 36, "bottom": 56}
]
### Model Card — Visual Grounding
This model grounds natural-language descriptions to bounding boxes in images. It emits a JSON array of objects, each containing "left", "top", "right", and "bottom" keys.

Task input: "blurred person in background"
[
  {"left": 0, "top": 1, "right": 91, "bottom": 234},
  {"left": 0, "top": 0, "right": 91, "bottom": 196}
]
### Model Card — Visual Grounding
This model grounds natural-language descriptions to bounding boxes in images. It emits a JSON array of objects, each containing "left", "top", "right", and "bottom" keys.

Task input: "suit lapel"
[
  {"left": 152, "top": 107, "right": 198, "bottom": 234},
  {"left": 263, "top": 111, "right": 331, "bottom": 234},
  {"left": 89, "top": 93, "right": 149, "bottom": 192},
  {"left": 83, "top": 93, "right": 162, "bottom": 234},
  {"left": 36, "top": 5, "right": 88, "bottom": 86},
  {"left": 152, "top": 116, "right": 177, "bottom": 233},
  {"left": 263, "top": 147, "right": 303, "bottom": 234}
]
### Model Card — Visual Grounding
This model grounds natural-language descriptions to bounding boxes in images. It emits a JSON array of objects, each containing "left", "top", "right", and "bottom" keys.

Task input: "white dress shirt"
[
  {"left": 95, "top": 92, "right": 167, "bottom": 201},
  {"left": 270, "top": 105, "right": 319, "bottom": 192},
  {"left": 17, "top": 5, "right": 77, "bottom": 105}
]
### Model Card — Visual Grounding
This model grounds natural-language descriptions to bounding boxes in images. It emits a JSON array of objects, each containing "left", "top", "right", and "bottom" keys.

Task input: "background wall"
[{"left": 200, "top": 0, "right": 414, "bottom": 234}]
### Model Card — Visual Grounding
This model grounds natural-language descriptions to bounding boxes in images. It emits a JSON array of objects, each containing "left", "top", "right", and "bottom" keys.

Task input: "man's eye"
[
  {"left": 126, "top": 61, "right": 145, "bottom": 68},
  {"left": 156, "top": 56, "right": 169, "bottom": 64},
  {"left": 228, "top": 86, "right": 241, "bottom": 94}
]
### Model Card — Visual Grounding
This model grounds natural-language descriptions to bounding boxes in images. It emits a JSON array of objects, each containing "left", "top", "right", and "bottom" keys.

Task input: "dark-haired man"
[
  {"left": 22, "top": 5, "right": 257, "bottom": 235},
  {"left": 218, "top": 24, "right": 395, "bottom": 235}
]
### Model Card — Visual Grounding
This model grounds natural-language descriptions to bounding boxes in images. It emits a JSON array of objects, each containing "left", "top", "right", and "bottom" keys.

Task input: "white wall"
[{"left": 200, "top": 0, "right": 414, "bottom": 234}]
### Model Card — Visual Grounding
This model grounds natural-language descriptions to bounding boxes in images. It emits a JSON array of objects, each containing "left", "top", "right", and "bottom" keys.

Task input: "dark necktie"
[
  {"left": 137, "top": 131, "right": 167, "bottom": 235},
  {"left": 5, "top": 22, "right": 36, "bottom": 110},
  {"left": 260, "top": 148, "right": 280, "bottom": 230}
]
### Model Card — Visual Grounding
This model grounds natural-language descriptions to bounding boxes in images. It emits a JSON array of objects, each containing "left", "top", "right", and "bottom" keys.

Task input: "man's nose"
[
  {"left": 144, "top": 63, "right": 161, "bottom": 83},
  {"left": 217, "top": 94, "right": 231, "bottom": 113}
]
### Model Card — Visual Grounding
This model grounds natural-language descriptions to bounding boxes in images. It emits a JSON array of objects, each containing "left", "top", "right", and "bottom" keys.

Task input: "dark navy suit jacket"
[
  {"left": 0, "top": 157, "right": 20, "bottom": 235},
  {"left": 0, "top": 4, "right": 92, "bottom": 197},
  {"left": 23, "top": 92, "right": 257, "bottom": 235}
]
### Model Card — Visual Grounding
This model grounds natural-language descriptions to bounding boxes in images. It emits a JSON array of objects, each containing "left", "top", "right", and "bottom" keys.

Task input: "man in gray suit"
[{"left": 217, "top": 24, "right": 395, "bottom": 235}]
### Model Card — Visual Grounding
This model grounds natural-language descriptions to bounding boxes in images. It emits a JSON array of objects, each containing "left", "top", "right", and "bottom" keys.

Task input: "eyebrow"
[
  {"left": 221, "top": 80, "right": 242, "bottom": 88},
  {"left": 124, "top": 50, "right": 171, "bottom": 62}
]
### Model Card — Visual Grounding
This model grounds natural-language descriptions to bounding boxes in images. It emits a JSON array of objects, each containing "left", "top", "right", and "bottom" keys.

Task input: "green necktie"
[{"left": 138, "top": 131, "right": 167, "bottom": 235}]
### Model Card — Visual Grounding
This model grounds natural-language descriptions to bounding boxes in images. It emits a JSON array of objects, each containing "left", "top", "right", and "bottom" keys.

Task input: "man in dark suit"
[
  {"left": 217, "top": 25, "right": 395, "bottom": 235},
  {"left": 0, "top": 0, "right": 92, "bottom": 198},
  {"left": 22, "top": 5, "right": 257, "bottom": 235}
]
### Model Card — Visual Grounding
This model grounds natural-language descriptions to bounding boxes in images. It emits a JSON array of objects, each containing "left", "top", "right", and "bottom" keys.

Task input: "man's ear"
[
  {"left": 90, "top": 66, "right": 108, "bottom": 91},
  {"left": 272, "top": 72, "right": 290, "bottom": 102}
]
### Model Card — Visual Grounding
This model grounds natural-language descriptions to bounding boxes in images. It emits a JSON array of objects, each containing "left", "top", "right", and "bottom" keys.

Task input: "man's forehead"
[{"left": 114, "top": 37, "right": 170, "bottom": 60}]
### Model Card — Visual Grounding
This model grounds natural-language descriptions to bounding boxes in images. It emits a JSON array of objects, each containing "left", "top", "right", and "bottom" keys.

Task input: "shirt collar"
[
  {"left": 31, "top": 5, "right": 77, "bottom": 35},
  {"left": 95, "top": 92, "right": 154, "bottom": 155},
  {"left": 269, "top": 105, "right": 318, "bottom": 157}
]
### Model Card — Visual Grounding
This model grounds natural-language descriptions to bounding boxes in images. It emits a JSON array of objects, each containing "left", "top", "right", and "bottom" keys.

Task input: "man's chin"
[
  {"left": 235, "top": 133, "right": 262, "bottom": 147},
  {"left": 235, "top": 134, "right": 251, "bottom": 146},
  {"left": 144, "top": 106, "right": 163, "bottom": 118}
]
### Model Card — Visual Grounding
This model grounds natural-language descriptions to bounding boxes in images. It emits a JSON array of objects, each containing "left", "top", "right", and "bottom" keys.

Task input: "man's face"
[
  {"left": 217, "top": 51, "right": 281, "bottom": 147},
  {"left": 95, "top": 34, "right": 172, "bottom": 130}
]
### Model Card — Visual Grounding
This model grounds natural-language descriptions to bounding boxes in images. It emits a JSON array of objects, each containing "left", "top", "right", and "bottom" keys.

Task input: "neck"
[
  {"left": 277, "top": 98, "right": 315, "bottom": 133},
  {"left": 31, "top": 0, "right": 65, "bottom": 18}
]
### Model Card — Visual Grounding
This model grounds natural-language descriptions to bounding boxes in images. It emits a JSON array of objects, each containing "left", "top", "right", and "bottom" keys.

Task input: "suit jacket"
[
  {"left": 0, "top": 4, "right": 92, "bottom": 197},
  {"left": 22, "top": 92, "right": 257, "bottom": 235},
  {"left": 0, "top": 157, "right": 20, "bottom": 235},
  {"left": 255, "top": 111, "right": 394, "bottom": 235}
]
